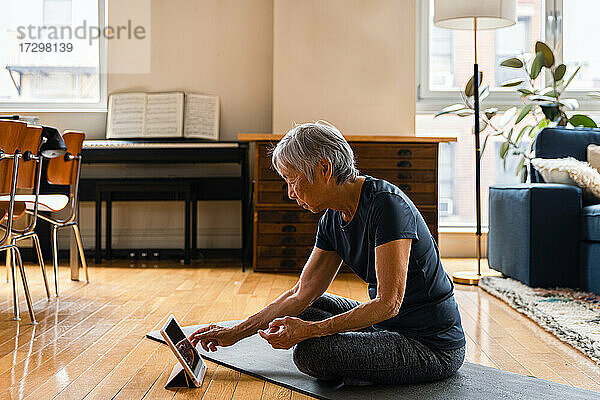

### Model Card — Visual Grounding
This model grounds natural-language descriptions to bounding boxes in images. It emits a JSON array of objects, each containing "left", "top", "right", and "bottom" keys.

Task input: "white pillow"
[
  {"left": 531, "top": 157, "right": 600, "bottom": 203},
  {"left": 588, "top": 144, "right": 600, "bottom": 172}
]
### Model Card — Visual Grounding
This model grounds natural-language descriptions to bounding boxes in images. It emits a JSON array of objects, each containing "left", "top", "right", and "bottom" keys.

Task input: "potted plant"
[{"left": 436, "top": 41, "right": 597, "bottom": 182}]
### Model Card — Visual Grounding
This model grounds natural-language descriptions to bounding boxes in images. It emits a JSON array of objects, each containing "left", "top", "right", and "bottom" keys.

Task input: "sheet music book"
[
  {"left": 106, "top": 92, "right": 184, "bottom": 139},
  {"left": 183, "top": 94, "right": 220, "bottom": 140}
]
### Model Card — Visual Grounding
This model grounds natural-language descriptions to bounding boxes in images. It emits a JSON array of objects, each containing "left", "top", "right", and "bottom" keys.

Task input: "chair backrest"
[
  {"left": 0, "top": 120, "right": 29, "bottom": 220},
  {"left": 0, "top": 120, "right": 38, "bottom": 193},
  {"left": 46, "top": 131, "right": 85, "bottom": 185},
  {"left": 532, "top": 127, "right": 600, "bottom": 182}
]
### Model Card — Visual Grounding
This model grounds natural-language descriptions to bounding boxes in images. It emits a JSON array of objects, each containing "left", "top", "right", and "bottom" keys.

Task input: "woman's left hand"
[{"left": 258, "top": 316, "right": 313, "bottom": 349}]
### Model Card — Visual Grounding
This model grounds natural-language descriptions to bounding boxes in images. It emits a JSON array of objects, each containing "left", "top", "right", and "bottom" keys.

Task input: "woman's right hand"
[{"left": 189, "top": 324, "right": 241, "bottom": 352}]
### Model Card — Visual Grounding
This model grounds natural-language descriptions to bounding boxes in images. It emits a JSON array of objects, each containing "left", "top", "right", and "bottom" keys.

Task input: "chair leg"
[
  {"left": 14, "top": 248, "right": 36, "bottom": 324},
  {"left": 72, "top": 224, "right": 89, "bottom": 283},
  {"left": 9, "top": 247, "right": 19, "bottom": 321},
  {"left": 32, "top": 233, "right": 51, "bottom": 300},
  {"left": 52, "top": 226, "right": 60, "bottom": 297},
  {"left": 6, "top": 247, "right": 10, "bottom": 283}
]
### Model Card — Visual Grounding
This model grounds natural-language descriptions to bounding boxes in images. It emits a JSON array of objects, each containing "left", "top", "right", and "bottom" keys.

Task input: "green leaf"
[
  {"left": 500, "top": 78, "right": 524, "bottom": 87},
  {"left": 515, "top": 104, "right": 533, "bottom": 124},
  {"left": 529, "top": 118, "right": 550, "bottom": 138},
  {"left": 500, "top": 141, "right": 509, "bottom": 159},
  {"left": 498, "top": 107, "right": 517, "bottom": 129},
  {"left": 479, "top": 85, "right": 490, "bottom": 102},
  {"left": 515, "top": 156, "right": 526, "bottom": 177},
  {"left": 435, "top": 103, "right": 467, "bottom": 118},
  {"left": 528, "top": 125, "right": 539, "bottom": 138},
  {"left": 554, "top": 64, "right": 566, "bottom": 81},
  {"left": 520, "top": 165, "right": 528, "bottom": 183},
  {"left": 518, "top": 88, "right": 534, "bottom": 96},
  {"left": 479, "top": 119, "right": 488, "bottom": 133},
  {"left": 515, "top": 125, "right": 531, "bottom": 143},
  {"left": 569, "top": 114, "right": 598, "bottom": 128},
  {"left": 484, "top": 107, "right": 498, "bottom": 120},
  {"left": 530, "top": 52, "right": 544, "bottom": 80},
  {"left": 559, "top": 98, "right": 579, "bottom": 110},
  {"left": 500, "top": 57, "right": 524, "bottom": 68},
  {"left": 535, "top": 41, "right": 555, "bottom": 68},
  {"left": 563, "top": 65, "right": 581, "bottom": 90},
  {"left": 507, "top": 127, "right": 514, "bottom": 141},
  {"left": 481, "top": 134, "right": 490, "bottom": 156},
  {"left": 528, "top": 95, "right": 556, "bottom": 103},
  {"left": 546, "top": 90, "right": 560, "bottom": 98},
  {"left": 465, "top": 71, "right": 483, "bottom": 97},
  {"left": 456, "top": 110, "right": 475, "bottom": 117}
]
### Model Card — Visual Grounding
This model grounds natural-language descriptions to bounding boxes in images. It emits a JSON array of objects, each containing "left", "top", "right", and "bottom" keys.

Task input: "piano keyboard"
[{"left": 83, "top": 140, "right": 239, "bottom": 149}]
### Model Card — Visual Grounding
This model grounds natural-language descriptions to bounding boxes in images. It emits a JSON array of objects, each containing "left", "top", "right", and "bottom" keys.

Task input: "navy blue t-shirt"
[{"left": 315, "top": 176, "right": 465, "bottom": 350}]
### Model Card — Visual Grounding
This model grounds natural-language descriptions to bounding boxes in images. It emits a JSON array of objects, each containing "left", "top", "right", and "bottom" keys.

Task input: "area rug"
[
  {"left": 479, "top": 276, "right": 600, "bottom": 365},
  {"left": 146, "top": 321, "right": 600, "bottom": 399}
]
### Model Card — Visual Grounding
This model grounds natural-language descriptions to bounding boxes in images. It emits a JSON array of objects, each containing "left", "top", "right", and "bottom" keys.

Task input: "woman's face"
[{"left": 278, "top": 162, "right": 329, "bottom": 213}]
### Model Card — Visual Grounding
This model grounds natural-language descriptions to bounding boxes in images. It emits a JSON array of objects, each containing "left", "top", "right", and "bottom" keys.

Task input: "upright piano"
[{"left": 48, "top": 139, "right": 251, "bottom": 270}]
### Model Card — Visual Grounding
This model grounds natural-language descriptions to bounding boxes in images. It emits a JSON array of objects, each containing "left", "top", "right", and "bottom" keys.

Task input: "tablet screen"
[{"left": 163, "top": 318, "right": 203, "bottom": 377}]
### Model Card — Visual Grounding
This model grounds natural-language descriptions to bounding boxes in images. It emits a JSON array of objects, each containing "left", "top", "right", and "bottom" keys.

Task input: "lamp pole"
[
  {"left": 433, "top": 0, "right": 516, "bottom": 285},
  {"left": 473, "top": 17, "right": 482, "bottom": 277}
]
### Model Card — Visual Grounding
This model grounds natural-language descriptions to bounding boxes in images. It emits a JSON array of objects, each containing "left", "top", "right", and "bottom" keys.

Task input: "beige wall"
[
  {"left": 272, "top": 0, "right": 416, "bottom": 135},
  {"left": 107, "top": 0, "right": 274, "bottom": 140},
  {"left": 25, "top": 0, "right": 422, "bottom": 250}
]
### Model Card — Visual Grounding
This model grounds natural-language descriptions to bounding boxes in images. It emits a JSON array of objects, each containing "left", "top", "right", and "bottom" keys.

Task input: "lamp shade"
[
  {"left": 434, "top": 0, "right": 517, "bottom": 30},
  {"left": 40, "top": 126, "right": 67, "bottom": 158}
]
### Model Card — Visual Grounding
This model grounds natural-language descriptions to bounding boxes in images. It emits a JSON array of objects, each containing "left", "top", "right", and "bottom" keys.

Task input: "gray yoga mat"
[{"left": 146, "top": 321, "right": 600, "bottom": 400}]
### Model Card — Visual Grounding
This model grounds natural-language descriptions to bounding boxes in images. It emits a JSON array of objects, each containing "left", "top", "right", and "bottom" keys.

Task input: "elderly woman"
[{"left": 190, "top": 122, "right": 466, "bottom": 385}]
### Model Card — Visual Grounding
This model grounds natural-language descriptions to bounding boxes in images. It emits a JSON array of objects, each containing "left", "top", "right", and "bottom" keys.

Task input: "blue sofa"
[{"left": 488, "top": 127, "right": 600, "bottom": 293}]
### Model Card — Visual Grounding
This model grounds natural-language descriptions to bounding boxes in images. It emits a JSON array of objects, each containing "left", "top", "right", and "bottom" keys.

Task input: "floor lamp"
[{"left": 434, "top": 0, "right": 516, "bottom": 285}]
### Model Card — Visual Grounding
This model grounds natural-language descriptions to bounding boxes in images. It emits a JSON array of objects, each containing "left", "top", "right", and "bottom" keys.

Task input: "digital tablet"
[{"left": 160, "top": 315, "right": 207, "bottom": 387}]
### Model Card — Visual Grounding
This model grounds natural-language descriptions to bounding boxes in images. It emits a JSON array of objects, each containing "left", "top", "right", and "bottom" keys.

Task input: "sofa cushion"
[
  {"left": 531, "top": 157, "right": 600, "bottom": 203},
  {"left": 582, "top": 205, "right": 600, "bottom": 241},
  {"left": 588, "top": 144, "right": 600, "bottom": 172}
]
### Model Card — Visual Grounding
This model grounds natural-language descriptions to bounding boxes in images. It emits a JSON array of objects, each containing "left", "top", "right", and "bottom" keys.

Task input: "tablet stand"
[{"left": 165, "top": 362, "right": 199, "bottom": 389}]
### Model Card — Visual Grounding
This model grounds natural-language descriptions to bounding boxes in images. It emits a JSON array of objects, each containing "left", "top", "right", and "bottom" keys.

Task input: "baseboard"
[{"left": 19, "top": 247, "right": 242, "bottom": 263}]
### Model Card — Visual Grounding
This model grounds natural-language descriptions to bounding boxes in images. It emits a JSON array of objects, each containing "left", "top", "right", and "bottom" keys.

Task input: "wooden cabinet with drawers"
[{"left": 238, "top": 134, "right": 456, "bottom": 273}]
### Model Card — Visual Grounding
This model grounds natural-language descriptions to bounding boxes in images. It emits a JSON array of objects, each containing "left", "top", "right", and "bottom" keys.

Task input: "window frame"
[
  {"left": 0, "top": 0, "right": 108, "bottom": 112},
  {"left": 416, "top": 0, "right": 600, "bottom": 114}
]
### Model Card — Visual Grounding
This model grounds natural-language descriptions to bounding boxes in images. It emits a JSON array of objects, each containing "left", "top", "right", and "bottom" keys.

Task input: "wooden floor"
[{"left": 0, "top": 258, "right": 598, "bottom": 399}]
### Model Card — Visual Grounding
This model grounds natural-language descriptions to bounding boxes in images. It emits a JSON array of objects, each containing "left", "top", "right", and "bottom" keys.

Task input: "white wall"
[
  {"left": 273, "top": 0, "right": 416, "bottom": 135},
  {"left": 20, "top": 0, "right": 422, "bottom": 250},
  {"left": 56, "top": 0, "right": 273, "bottom": 249}
]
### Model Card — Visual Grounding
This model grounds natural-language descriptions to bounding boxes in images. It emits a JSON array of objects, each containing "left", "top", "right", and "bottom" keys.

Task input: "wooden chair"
[
  {"left": 24, "top": 131, "right": 88, "bottom": 295},
  {"left": 0, "top": 120, "right": 39, "bottom": 322}
]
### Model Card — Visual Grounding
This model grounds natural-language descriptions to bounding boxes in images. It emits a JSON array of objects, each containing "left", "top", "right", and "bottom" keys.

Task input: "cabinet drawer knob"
[
  {"left": 282, "top": 225, "right": 297, "bottom": 232},
  {"left": 282, "top": 237, "right": 296, "bottom": 244},
  {"left": 281, "top": 259, "right": 297, "bottom": 268},
  {"left": 398, "top": 184, "right": 412, "bottom": 191},
  {"left": 397, "top": 173, "right": 412, "bottom": 180},
  {"left": 282, "top": 248, "right": 296, "bottom": 256},
  {"left": 397, "top": 149, "right": 412, "bottom": 156},
  {"left": 397, "top": 161, "right": 412, "bottom": 168}
]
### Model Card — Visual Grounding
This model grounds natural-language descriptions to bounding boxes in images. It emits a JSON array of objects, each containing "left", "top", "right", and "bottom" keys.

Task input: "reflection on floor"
[{"left": 0, "top": 258, "right": 597, "bottom": 399}]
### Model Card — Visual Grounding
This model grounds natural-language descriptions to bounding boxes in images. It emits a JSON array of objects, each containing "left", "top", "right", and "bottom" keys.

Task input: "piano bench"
[{"left": 94, "top": 179, "right": 195, "bottom": 265}]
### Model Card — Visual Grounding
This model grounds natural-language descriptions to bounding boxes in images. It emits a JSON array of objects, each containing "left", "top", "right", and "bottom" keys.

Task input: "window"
[
  {"left": 563, "top": 0, "right": 600, "bottom": 90},
  {"left": 43, "top": 0, "right": 73, "bottom": 26},
  {"left": 0, "top": 0, "right": 106, "bottom": 109},
  {"left": 418, "top": 0, "right": 600, "bottom": 229}
]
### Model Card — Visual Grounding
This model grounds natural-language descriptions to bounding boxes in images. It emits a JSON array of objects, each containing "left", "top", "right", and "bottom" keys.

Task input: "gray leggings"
[{"left": 293, "top": 293, "right": 465, "bottom": 386}]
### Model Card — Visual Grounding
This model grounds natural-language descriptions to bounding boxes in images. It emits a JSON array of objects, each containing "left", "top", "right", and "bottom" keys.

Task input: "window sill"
[{"left": 439, "top": 226, "right": 490, "bottom": 234}]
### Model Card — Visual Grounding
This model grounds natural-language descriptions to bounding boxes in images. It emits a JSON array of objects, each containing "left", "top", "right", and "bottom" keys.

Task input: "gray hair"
[{"left": 271, "top": 121, "right": 359, "bottom": 184}]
